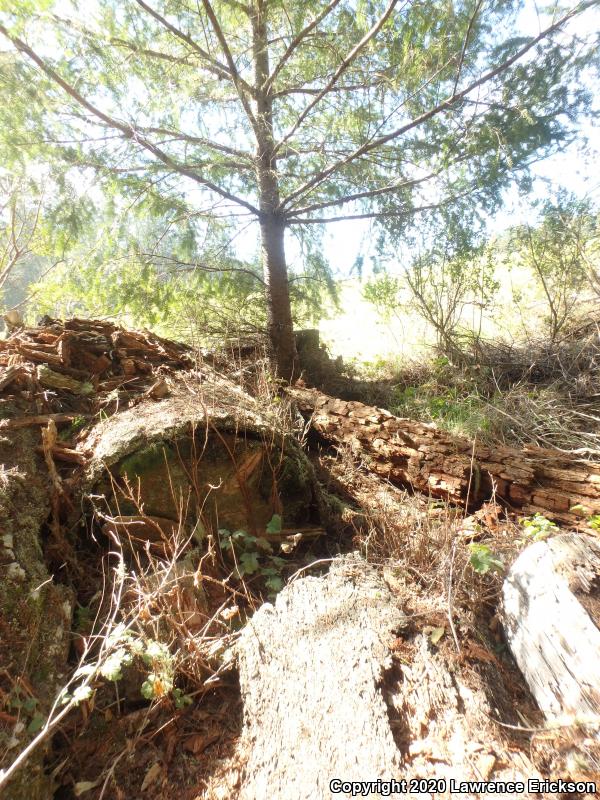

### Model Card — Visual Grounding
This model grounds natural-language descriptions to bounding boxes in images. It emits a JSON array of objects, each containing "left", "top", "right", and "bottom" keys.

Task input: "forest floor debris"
[{"left": 1, "top": 318, "right": 599, "bottom": 799}]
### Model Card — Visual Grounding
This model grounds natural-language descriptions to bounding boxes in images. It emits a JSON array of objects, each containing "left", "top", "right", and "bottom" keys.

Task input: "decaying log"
[
  {"left": 231, "top": 554, "right": 554, "bottom": 799},
  {"left": 290, "top": 387, "right": 600, "bottom": 526},
  {"left": 235, "top": 556, "right": 406, "bottom": 799},
  {"left": 0, "top": 317, "right": 193, "bottom": 405},
  {"left": 502, "top": 533, "right": 600, "bottom": 720},
  {"left": 79, "top": 378, "right": 324, "bottom": 543}
]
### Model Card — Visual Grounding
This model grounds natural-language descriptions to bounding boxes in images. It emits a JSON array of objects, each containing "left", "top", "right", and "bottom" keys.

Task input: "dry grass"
[{"left": 357, "top": 325, "right": 600, "bottom": 453}]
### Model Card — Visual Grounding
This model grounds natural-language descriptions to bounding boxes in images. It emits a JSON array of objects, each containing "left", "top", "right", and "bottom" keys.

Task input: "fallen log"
[
  {"left": 1, "top": 364, "right": 327, "bottom": 797},
  {"left": 76, "top": 375, "right": 329, "bottom": 553},
  {"left": 0, "top": 317, "right": 193, "bottom": 407},
  {"left": 502, "top": 533, "right": 600, "bottom": 721},
  {"left": 235, "top": 556, "right": 406, "bottom": 798},
  {"left": 231, "top": 554, "right": 555, "bottom": 799},
  {"left": 290, "top": 387, "right": 600, "bottom": 527}
]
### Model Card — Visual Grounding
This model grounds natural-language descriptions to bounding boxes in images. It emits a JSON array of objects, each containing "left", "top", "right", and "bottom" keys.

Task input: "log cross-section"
[
  {"left": 289, "top": 387, "right": 600, "bottom": 526},
  {"left": 235, "top": 556, "right": 406, "bottom": 799}
]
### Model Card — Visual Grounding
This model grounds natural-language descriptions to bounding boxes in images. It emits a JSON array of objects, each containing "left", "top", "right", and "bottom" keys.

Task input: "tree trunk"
[
  {"left": 259, "top": 213, "right": 297, "bottom": 381},
  {"left": 252, "top": 3, "right": 297, "bottom": 381},
  {"left": 289, "top": 387, "right": 600, "bottom": 526},
  {"left": 502, "top": 533, "right": 600, "bottom": 719}
]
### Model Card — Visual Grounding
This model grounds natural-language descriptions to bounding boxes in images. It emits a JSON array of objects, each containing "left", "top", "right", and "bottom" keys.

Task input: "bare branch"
[
  {"left": 288, "top": 192, "right": 472, "bottom": 224},
  {"left": 141, "top": 252, "right": 265, "bottom": 284},
  {"left": 289, "top": 170, "right": 441, "bottom": 216}
]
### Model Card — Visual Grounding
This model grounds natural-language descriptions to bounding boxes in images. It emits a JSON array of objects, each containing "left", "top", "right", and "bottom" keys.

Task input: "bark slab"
[{"left": 502, "top": 533, "right": 600, "bottom": 720}]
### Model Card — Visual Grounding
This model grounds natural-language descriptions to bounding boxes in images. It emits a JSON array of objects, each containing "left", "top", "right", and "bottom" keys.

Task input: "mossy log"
[
  {"left": 502, "top": 533, "right": 600, "bottom": 720},
  {"left": 0, "top": 365, "right": 323, "bottom": 798},
  {"left": 80, "top": 380, "right": 323, "bottom": 541},
  {"left": 0, "top": 425, "right": 73, "bottom": 800},
  {"left": 290, "top": 387, "right": 600, "bottom": 527}
]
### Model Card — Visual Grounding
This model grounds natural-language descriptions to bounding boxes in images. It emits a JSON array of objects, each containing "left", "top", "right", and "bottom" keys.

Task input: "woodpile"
[
  {"left": 0, "top": 317, "right": 193, "bottom": 415},
  {"left": 290, "top": 387, "right": 600, "bottom": 527}
]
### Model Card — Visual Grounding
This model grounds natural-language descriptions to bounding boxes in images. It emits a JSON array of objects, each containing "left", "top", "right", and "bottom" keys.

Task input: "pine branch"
[
  {"left": 273, "top": 0, "right": 400, "bottom": 158},
  {"left": 0, "top": 24, "right": 260, "bottom": 216},
  {"left": 281, "top": 1, "right": 594, "bottom": 211}
]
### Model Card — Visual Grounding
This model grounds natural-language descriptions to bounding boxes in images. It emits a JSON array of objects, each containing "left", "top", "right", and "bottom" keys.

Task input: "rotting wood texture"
[
  {"left": 502, "top": 533, "right": 600, "bottom": 720},
  {"left": 235, "top": 555, "right": 406, "bottom": 800},
  {"left": 289, "top": 387, "right": 600, "bottom": 526}
]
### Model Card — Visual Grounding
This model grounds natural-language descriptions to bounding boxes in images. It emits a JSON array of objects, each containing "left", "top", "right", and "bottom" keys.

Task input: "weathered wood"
[
  {"left": 0, "top": 365, "right": 28, "bottom": 391},
  {"left": 290, "top": 387, "right": 600, "bottom": 526},
  {"left": 0, "top": 318, "right": 193, "bottom": 392},
  {"left": 502, "top": 533, "right": 600, "bottom": 720},
  {"left": 231, "top": 553, "right": 552, "bottom": 799},
  {"left": 235, "top": 555, "right": 406, "bottom": 799}
]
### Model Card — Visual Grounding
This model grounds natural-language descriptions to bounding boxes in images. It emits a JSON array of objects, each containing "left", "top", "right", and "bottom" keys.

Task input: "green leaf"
[
  {"left": 239, "top": 551, "right": 260, "bottom": 575},
  {"left": 22, "top": 696, "right": 38, "bottom": 713},
  {"left": 255, "top": 537, "right": 273, "bottom": 553},
  {"left": 73, "top": 664, "right": 96, "bottom": 679},
  {"left": 141, "top": 679, "right": 155, "bottom": 700},
  {"left": 468, "top": 543, "right": 504, "bottom": 575},
  {"left": 266, "top": 514, "right": 282, "bottom": 534},
  {"left": 72, "top": 685, "right": 93, "bottom": 705},
  {"left": 27, "top": 712, "right": 45, "bottom": 735},
  {"left": 265, "top": 575, "right": 284, "bottom": 593},
  {"left": 100, "top": 648, "right": 128, "bottom": 682},
  {"left": 172, "top": 688, "right": 193, "bottom": 709}
]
